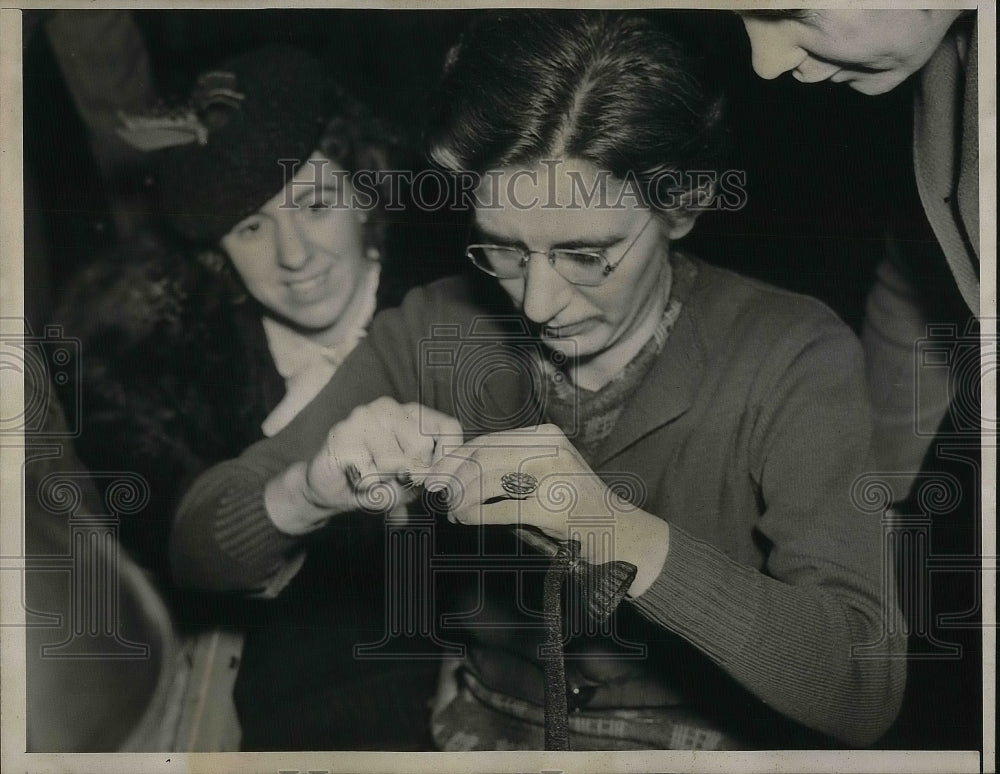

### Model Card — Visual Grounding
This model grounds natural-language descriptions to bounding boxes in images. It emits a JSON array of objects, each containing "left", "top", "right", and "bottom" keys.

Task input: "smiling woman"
[
  {"left": 219, "top": 152, "right": 376, "bottom": 345},
  {"left": 155, "top": 47, "right": 392, "bottom": 387},
  {"left": 51, "top": 44, "right": 440, "bottom": 751}
]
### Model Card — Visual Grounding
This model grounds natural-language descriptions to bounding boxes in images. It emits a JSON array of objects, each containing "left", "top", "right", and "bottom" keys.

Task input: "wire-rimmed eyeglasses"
[{"left": 466, "top": 215, "right": 656, "bottom": 287}]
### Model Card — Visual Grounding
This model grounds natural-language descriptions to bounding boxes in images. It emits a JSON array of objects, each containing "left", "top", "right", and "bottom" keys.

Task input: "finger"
[
  {"left": 405, "top": 404, "right": 463, "bottom": 466},
  {"left": 353, "top": 478, "right": 409, "bottom": 515},
  {"left": 422, "top": 448, "right": 495, "bottom": 512},
  {"left": 380, "top": 402, "right": 458, "bottom": 472},
  {"left": 411, "top": 403, "right": 464, "bottom": 441},
  {"left": 360, "top": 414, "right": 452, "bottom": 490},
  {"left": 435, "top": 458, "right": 542, "bottom": 517},
  {"left": 423, "top": 445, "right": 477, "bottom": 492},
  {"left": 395, "top": 426, "right": 440, "bottom": 475},
  {"left": 325, "top": 428, "right": 373, "bottom": 483},
  {"left": 332, "top": 422, "right": 407, "bottom": 488},
  {"left": 450, "top": 497, "right": 552, "bottom": 533},
  {"left": 367, "top": 446, "right": 422, "bottom": 488}
]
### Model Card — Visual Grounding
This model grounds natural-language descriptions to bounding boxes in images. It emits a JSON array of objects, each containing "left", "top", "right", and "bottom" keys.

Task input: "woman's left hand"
[
  {"left": 422, "top": 425, "right": 669, "bottom": 594},
  {"left": 423, "top": 424, "right": 607, "bottom": 536},
  {"left": 424, "top": 425, "right": 665, "bottom": 562}
]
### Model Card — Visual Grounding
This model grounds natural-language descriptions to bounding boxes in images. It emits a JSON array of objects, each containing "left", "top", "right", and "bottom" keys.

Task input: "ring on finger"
[{"left": 501, "top": 471, "right": 538, "bottom": 497}]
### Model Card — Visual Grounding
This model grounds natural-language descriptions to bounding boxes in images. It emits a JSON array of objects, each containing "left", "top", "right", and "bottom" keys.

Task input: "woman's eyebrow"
[
  {"left": 292, "top": 182, "right": 339, "bottom": 205},
  {"left": 472, "top": 224, "right": 625, "bottom": 251},
  {"left": 553, "top": 236, "right": 623, "bottom": 250},
  {"left": 471, "top": 223, "right": 522, "bottom": 247},
  {"left": 739, "top": 9, "right": 812, "bottom": 21}
]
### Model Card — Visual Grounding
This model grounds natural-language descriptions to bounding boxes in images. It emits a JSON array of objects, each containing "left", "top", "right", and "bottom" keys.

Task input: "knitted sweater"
[{"left": 172, "top": 257, "right": 907, "bottom": 746}]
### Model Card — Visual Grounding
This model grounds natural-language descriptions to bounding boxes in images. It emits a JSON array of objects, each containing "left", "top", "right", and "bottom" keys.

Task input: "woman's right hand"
[{"left": 303, "top": 397, "right": 463, "bottom": 515}]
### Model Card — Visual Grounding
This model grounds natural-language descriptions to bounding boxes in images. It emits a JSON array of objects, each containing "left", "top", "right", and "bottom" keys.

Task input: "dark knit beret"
[{"left": 156, "top": 45, "right": 331, "bottom": 244}]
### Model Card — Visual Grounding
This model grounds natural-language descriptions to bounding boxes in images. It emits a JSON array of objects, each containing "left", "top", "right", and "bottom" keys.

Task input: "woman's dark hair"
[
  {"left": 317, "top": 88, "right": 402, "bottom": 264},
  {"left": 427, "top": 11, "right": 726, "bottom": 212},
  {"left": 317, "top": 94, "right": 410, "bottom": 310}
]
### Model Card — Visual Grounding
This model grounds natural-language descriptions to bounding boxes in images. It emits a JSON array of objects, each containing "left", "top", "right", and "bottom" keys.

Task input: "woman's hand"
[
  {"left": 265, "top": 398, "right": 462, "bottom": 535},
  {"left": 305, "top": 397, "right": 463, "bottom": 512},
  {"left": 422, "top": 424, "right": 670, "bottom": 595},
  {"left": 424, "top": 424, "right": 611, "bottom": 540}
]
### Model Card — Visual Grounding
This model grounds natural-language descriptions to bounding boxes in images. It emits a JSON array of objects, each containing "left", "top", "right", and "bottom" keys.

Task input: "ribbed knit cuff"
[
  {"left": 626, "top": 526, "right": 908, "bottom": 745},
  {"left": 213, "top": 466, "right": 300, "bottom": 581},
  {"left": 628, "top": 526, "right": 762, "bottom": 664}
]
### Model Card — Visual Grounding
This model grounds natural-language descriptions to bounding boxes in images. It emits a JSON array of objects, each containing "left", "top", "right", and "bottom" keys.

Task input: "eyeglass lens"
[{"left": 468, "top": 246, "right": 608, "bottom": 285}]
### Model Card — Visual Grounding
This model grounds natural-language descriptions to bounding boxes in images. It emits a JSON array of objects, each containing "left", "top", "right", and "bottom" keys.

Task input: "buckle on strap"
[{"left": 514, "top": 529, "right": 638, "bottom": 622}]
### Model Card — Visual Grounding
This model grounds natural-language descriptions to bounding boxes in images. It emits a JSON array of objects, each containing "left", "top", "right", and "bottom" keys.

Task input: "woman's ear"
[
  {"left": 661, "top": 209, "right": 700, "bottom": 240},
  {"left": 660, "top": 176, "right": 716, "bottom": 239}
]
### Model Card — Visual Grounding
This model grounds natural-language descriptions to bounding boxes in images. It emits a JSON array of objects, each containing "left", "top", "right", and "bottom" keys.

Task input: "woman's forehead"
[
  {"left": 253, "top": 151, "right": 343, "bottom": 216},
  {"left": 472, "top": 157, "right": 646, "bottom": 236},
  {"left": 473, "top": 192, "right": 646, "bottom": 246},
  {"left": 288, "top": 151, "right": 342, "bottom": 186},
  {"left": 474, "top": 158, "right": 615, "bottom": 201}
]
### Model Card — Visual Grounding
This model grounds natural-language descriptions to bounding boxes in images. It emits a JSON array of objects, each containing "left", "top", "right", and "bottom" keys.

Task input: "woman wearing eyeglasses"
[{"left": 172, "top": 12, "right": 905, "bottom": 750}]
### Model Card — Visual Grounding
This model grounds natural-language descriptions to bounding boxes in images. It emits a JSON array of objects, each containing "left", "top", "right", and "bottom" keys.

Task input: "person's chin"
[
  {"left": 845, "top": 71, "right": 907, "bottom": 95},
  {"left": 282, "top": 301, "right": 346, "bottom": 335},
  {"left": 539, "top": 325, "right": 602, "bottom": 361}
]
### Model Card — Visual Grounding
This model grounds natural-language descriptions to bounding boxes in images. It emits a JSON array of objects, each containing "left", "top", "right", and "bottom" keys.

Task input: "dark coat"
[{"left": 52, "top": 235, "right": 285, "bottom": 580}]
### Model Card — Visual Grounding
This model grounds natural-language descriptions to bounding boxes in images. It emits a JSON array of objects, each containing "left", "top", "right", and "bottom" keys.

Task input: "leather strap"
[
  {"left": 541, "top": 540, "right": 575, "bottom": 750},
  {"left": 533, "top": 535, "right": 638, "bottom": 751}
]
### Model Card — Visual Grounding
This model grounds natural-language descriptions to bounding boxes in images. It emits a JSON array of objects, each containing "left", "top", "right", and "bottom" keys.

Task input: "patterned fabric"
[
  {"left": 542, "top": 252, "right": 697, "bottom": 465},
  {"left": 431, "top": 668, "right": 740, "bottom": 751}
]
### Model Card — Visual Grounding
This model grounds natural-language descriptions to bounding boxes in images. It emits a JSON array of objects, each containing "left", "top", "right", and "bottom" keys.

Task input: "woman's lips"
[
  {"left": 286, "top": 267, "right": 332, "bottom": 299},
  {"left": 543, "top": 320, "right": 589, "bottom": 338}
]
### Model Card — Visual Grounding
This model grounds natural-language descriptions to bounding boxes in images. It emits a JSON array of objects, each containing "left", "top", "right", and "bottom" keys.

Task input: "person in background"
[
  {"left": 52, "top": 45, "right": 439, "bottom": 750},
  {"left": 172, "top": 12, "right": 906, "bottom": 750},
  {"left": 737, "top": 8, "right": 979, "bottom": 496},
  {"left": 736, "top": 9, "right": 983, "bottom": 749}
]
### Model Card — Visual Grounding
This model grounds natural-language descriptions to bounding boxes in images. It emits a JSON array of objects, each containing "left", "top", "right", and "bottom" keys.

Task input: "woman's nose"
[
  {"left": 741, "top": 19, "right": 808, "bottom": 80},
  {"left": 274, "top": 212, "right": 310, "bottom": 270},
  {"left": 521, "top": 253, "right": 571, "bottom": 324}
]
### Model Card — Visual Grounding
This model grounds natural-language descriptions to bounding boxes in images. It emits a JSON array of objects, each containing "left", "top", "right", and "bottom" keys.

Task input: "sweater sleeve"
[
  {"left": 629, "top": 312, "right": 907, "bottom": 747},
  {"left": 170, "top": 287, "right": 430, "bottom": 593}
]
